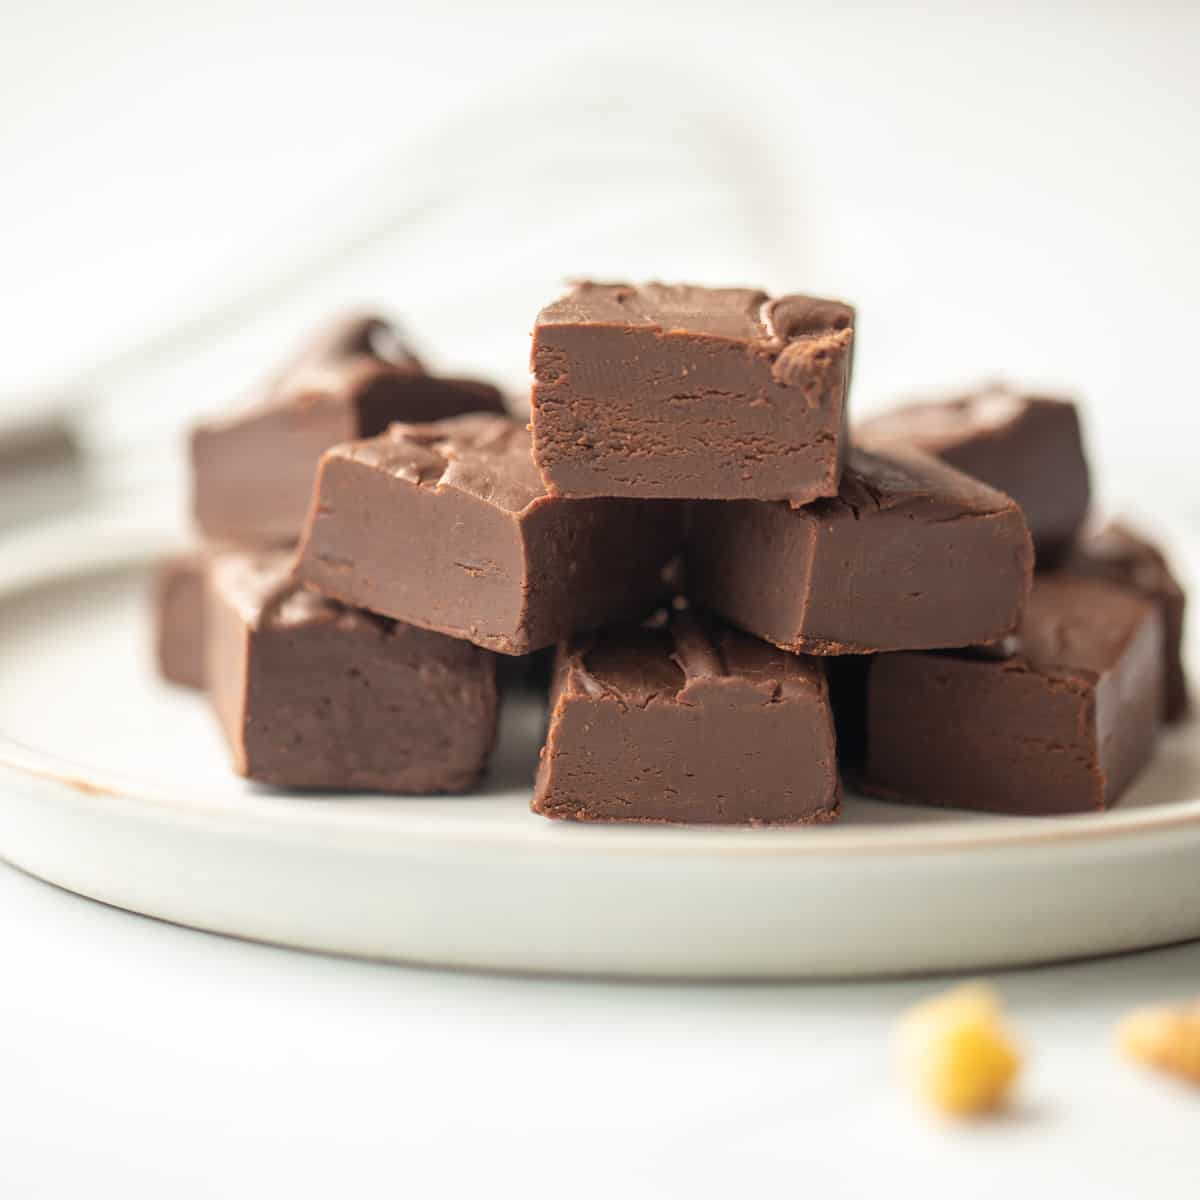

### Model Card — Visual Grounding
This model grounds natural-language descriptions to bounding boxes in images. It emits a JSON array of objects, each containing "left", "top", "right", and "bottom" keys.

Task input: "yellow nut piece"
[
  {"left": 1117, "top": 1001, "right": 1200, "bottom": 1084},
  {"left": 896, "top": 983, "right": 1022, "bottom": 1117}
]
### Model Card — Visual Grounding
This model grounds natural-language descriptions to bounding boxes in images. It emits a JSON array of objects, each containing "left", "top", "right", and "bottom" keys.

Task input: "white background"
[
  {"left": 2, "top": 0, "right": 1199, "bottom": 502},
  {"left": 2, "top": 2, "right": 1199, "bottom": 1195}
]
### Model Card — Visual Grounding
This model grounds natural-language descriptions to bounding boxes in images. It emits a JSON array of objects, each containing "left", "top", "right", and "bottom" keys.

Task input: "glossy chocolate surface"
[
  {"left": 154, "top": 551, "right": 206, "bottom": 689},
  {"left": 531, "top": 282, "right": 854, "bottom": 502},
  {"left": 295, "top": 414, "right": 685, "bottom": 655},
  {"left": 860, "top": 574, "right": 1164, "bottom": 814},
  {"left": 191, "top": 313, "right": 503, "bottom": 544},
  {"left": 1067, "top": 521, "right": 1189, "bottom": 722},
  {"left": 206, "top": 550, "right": 498, "bottom": 792},
  {"left": 533, "top": 610, "right": 839, "bottom": 825},
  {"left": 688, "top": 445, "right": 1034, "bottom": 654},
  {"left": 857, "top": 385, "right": 1090, "bottom": 563}
]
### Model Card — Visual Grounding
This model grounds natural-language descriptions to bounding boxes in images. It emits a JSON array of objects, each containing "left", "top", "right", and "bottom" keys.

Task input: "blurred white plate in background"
[{"left": 0, "top": 502, "right": 1197, "bottom": 978}]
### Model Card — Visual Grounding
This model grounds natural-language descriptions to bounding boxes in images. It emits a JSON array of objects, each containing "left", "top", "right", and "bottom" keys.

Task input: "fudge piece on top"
[{"left": 531, "top": 281, "right": 854, "bottom": 502}]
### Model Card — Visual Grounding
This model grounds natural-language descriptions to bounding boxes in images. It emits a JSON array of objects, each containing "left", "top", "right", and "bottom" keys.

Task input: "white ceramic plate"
[{"left": 0, "top": 503, "right": 1197, "bottom": 978}]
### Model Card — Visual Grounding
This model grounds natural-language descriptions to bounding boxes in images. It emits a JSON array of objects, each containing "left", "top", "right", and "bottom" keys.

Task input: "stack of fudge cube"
[{"left": 156, "top": 285, "right": 1189, "bottom": 821}]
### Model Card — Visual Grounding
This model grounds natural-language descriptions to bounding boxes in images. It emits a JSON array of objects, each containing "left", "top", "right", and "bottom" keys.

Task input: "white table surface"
[{"left": 1, "top": 853, "right": 1196, "bottom": 1199}]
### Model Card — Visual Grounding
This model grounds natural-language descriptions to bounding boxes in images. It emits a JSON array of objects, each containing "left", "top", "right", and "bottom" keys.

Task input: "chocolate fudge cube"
[
  {"left": 857, "top": 385, "right": 1090, "bottom": 563},
  {"left": 206, "top": 551, "right": 497, "bottom": 792},
  {"left": 532, "top": 612, "right": 840, "bottom": 825},
  {"left": 530, "top": 282, "right": 854, "bottom": 502},
  {"left": 192, "top": 312, "right": 504, "bottom": 544},
  {"left": 295, "top": 414, "right": 685, "bottom": 655},
  {"left": 860, "top": 574, "right": 1164, "bottom": 815},
  {"left": 1067, "top": 521, "right": 1189, "bottom": 722},
  {"left": 687, "top": 445, "right": 1034, "bottom": 654},
  {"left": 154, "top": 551, "right": 207, "bottom": 688}
]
